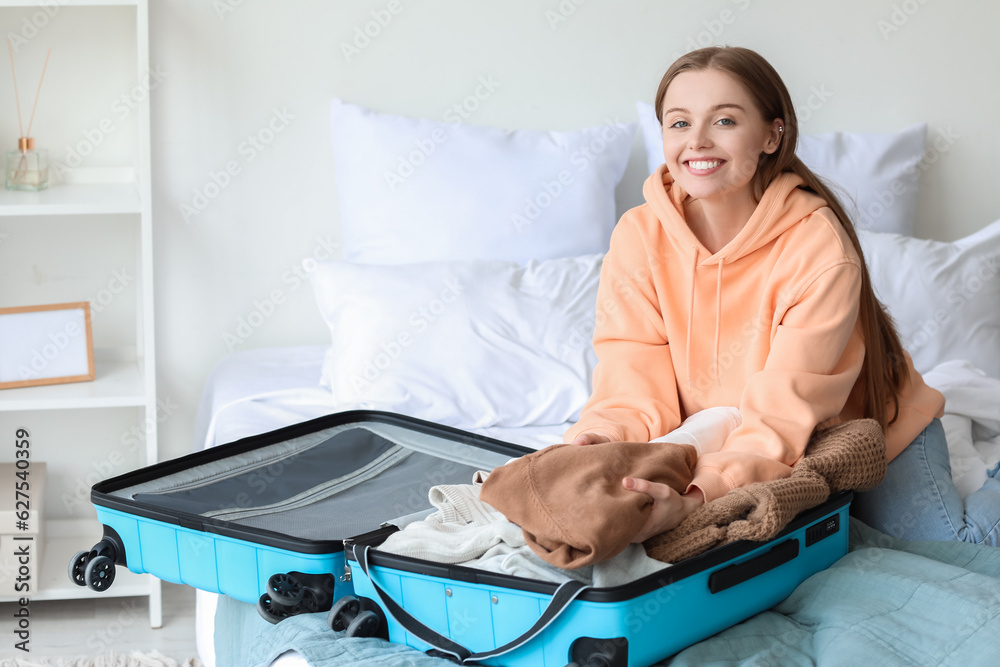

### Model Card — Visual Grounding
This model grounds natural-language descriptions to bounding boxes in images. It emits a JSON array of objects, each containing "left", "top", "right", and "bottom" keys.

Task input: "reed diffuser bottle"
[
  {"left": 6, "top": 39, "right": 51, "bottom": 191},
  {"left": 6, "top": 137, "right": 49, "bottom": 191}
]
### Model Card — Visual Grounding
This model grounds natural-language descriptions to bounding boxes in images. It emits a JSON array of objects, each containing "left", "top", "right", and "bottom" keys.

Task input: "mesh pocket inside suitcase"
[{"left": 110, "top": 421, "right": 511, "bottom": 541}]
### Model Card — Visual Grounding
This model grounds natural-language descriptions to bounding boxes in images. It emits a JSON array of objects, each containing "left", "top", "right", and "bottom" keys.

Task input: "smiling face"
[{"left": 660, "top": 68, "right": 782, "bottom": 205}]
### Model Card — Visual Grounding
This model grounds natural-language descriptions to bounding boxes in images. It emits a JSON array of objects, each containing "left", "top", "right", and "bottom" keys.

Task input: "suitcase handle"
[
  {"left": 354, "top": 545, "right": 589, "bottom": 664},
  {"left": 707, "top": 538, "right": 799, "bottom": 594}
]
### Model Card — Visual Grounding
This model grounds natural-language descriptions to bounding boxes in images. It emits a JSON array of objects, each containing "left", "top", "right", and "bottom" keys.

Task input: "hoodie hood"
[
  {"left": 641, "top": 165, "right": 830, "bottom": 388},
  {"left": 642, "top": 165, "right": 829, "bottom": 264}
]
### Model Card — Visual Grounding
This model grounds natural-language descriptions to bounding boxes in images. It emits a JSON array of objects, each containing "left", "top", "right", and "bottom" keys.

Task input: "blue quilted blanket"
[{"left": 215, "top": 520, "right": 1000, "bottom": 667}]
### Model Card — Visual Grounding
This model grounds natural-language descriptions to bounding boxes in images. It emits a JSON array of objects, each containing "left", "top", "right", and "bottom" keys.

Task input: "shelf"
[
  {"left": 0, "top": 518, "right": 151, "bottom": 602},
  {"left": 0, "top": 183, "right": 142, "bottom": 217},
  {"left": 0, "top": 357, "right": 146, "bottom": 411},
  {"left": 0, "top": 0, "right": 137, "bottom": 7}
]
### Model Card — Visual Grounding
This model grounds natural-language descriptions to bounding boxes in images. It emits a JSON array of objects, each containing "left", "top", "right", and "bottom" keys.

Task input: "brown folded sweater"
[
  {"left": 644, "top": 418, "right": 887, "bottom": 563},
  {"left": 480, "top": 441, "right": 697, "bottom": 569}
]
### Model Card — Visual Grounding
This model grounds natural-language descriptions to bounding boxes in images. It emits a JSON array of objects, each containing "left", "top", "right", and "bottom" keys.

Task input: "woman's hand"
[
  {"left": 570, "top": 433, "right": 611, "bottom": 446},
  {"left": 623, "top": 478, "right": 705, "bottom": 543}
]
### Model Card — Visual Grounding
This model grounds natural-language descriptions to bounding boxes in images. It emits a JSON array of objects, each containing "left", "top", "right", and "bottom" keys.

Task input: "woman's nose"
[{"left": 689, "top": 126, "right": 712, "bottom": 150}]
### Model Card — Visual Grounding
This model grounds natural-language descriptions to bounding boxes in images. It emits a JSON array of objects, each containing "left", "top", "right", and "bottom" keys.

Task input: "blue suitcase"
[
  {"left": 69, "top": 410, "right": 533, "bottom": 624},
  {"left": 341, "top": 492, "right": 851, "bottom": 666}
]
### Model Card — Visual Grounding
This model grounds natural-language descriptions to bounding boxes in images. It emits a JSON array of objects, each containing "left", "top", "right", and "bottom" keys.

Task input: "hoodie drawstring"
[
  {"left": 715, "top": 259, "right": 724, "bottom": 386},
  {"left": 686, "top": 249, "right": 725, "bottom": 390},
  {"left": 686, "top": 248, "right": 697, "bottom": 391}
]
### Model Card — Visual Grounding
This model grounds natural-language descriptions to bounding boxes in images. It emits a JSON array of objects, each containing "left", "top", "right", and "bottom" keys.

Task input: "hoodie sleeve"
[
  {"left": 688, "top": 259, "right": 865, "bottom": 502},
  {"left": 563, "top": 222, "right": 683, "bottom": 444}
]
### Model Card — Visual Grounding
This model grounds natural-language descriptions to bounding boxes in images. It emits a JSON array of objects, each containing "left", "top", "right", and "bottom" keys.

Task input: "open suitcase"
[
  {"left": 69, "top": 410, "right": 532, "bottom": 623},
  {"left": 340, "top": 493, "right": 851, "bottom": 667},
  {"left": 72, "top": 407, "right": 851, "bottom": 665}
]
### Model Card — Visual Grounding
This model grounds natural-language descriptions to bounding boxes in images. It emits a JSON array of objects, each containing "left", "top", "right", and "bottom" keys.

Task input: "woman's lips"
[{"left": 685, "top": 159, "right": 725, "bottom": 175}]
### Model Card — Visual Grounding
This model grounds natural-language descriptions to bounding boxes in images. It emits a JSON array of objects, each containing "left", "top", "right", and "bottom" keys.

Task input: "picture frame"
[{"left": 0, "top": 302, "right": 95, "bottom": 390}]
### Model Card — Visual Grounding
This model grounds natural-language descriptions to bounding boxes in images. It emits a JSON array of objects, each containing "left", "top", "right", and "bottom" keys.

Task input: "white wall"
[
  {"left": 151, "top": 0, "right": 1000, "bottom": 465},
  {"left": 7, "top": 1, "right": 999, "bottom": 477}
]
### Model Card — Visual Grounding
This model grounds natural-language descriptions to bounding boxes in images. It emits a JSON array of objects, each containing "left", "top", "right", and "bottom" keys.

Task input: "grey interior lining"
[
  {"left": 110, "top": 422, "right": 363, "bottom": 499},
  {"left": 360, "top": 422, "right": 513, "bottom": 470},
  {"left": 224, "top": 452, "right": 483, "bottom": 540},
  {"left": 129, "top": 427, "right": 403, "bottom": 517},
  {"left": 201, "top": 445, "right": 413, "bottom": 520},
  {"left": 110, "top": 419, "right": 513, "bottom": 540},
  {"left": 112, "top": 421, "right": 510, "bottom": 500}
]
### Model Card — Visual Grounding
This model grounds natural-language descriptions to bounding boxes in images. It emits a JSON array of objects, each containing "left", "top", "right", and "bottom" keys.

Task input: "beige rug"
[{"left": 0, "top": 652, "right": 201, "bottom": 667}]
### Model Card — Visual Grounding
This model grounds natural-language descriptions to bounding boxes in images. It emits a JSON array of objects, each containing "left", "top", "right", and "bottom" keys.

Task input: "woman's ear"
[{"left": 763, "top": 118, "right": 784, "bottom": 155}]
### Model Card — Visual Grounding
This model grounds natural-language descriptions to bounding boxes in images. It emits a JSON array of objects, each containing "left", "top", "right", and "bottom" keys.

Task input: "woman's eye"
[
  {"left": 717, "top": 118, "right": 735, "bottom": 126},
  {"left": 669, "top": 120, "right": 689, "bottom": 129}
]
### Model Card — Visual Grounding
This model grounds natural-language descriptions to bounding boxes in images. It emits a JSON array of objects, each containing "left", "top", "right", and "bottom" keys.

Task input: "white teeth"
[{"left": 689, "top": 160, "right": 721, "bottom": 170}]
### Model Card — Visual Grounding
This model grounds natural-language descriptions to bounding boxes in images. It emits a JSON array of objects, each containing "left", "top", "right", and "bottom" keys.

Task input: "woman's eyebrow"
[{"left": 663, "top": 103, "right": 746, "bottom": 115}]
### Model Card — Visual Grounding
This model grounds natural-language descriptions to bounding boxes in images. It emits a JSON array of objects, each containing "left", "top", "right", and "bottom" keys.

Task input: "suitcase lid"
[{"left": 92, "top": 409, "right": 534, "bottom": 554}]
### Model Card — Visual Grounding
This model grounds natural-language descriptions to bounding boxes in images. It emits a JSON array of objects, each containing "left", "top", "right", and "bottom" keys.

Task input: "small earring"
[{"left": 778, "top": 126, "right": 784, "bottom": 133}]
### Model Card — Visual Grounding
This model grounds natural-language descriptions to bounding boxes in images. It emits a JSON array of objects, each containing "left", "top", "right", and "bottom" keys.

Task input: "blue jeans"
[{"left": 851, "top": 418, "right": 1000, "bottom": 544}]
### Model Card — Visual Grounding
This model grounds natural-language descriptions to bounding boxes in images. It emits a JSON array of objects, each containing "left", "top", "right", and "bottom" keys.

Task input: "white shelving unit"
[{"left": 0, "top": 0, "right": 160, "bottom": 627}]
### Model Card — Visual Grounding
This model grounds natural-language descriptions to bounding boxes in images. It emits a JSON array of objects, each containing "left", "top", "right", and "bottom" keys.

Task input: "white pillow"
[
  {"left": 330, "top": 99, "right": 635, "bottom": 265},
  {"left": 797, "top": 125, "right": 926, "bottom": 236},
  {"left": 309, "top": 255, "right": 602, "bottom": 428},
  {"left": 635, "top": 101, "right": 926, "bottom": 236},
  {"left": 860, "top": 219, "right": 1000, "bottom": 380}
]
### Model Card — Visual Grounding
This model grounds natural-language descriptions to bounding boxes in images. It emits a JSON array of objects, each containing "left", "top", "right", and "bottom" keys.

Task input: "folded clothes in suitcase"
[
  {"left": 69, "top": 410, "right": 532, "bottom": 622},
  {"left": 341, "top": 492, "right": 851, "bottom": 667}
]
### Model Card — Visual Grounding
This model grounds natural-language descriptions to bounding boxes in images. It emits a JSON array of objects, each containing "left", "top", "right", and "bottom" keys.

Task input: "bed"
[
  {"left": 192, "top": 98, "right": 1000, "bottom": 666},
  {"left": 193, "top": 347, "right": 1000, "bottom": 667}
]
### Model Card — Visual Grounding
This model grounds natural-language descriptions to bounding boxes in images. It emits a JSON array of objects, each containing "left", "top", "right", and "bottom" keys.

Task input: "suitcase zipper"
[{"left": 341, "top": 539, "right": 354, "bottom": 582}]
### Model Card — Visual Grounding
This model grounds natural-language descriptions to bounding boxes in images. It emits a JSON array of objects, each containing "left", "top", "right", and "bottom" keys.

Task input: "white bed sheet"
[{"left": 193, "top": 345, "right": 570, "bottom": 667}]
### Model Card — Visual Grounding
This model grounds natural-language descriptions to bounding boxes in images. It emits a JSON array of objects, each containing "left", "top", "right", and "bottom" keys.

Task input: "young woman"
[{"left": 565, "top": 46, "right": 1000, "bottom": 546}]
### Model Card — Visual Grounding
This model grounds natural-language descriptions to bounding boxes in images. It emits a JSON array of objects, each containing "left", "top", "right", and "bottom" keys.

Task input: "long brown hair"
[{"left": 654, "top": 46, "right": 907, "bottom": 427}]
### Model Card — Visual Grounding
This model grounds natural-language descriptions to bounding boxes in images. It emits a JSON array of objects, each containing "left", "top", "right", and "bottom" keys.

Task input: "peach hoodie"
[{"left": 564, "top": 166, "right": 945, "bottom": 503}]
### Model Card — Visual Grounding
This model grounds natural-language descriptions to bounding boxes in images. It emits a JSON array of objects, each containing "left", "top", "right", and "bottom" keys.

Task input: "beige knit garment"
[{"left": 644, "top": 418, "right": 887, "bottom": 563}]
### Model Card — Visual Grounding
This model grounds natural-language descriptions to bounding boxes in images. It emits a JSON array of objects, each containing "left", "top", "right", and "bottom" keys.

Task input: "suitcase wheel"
[
  {"left": 90, "top": 537, "right": 120, "bottom": 562},
  {"left": 256, "top": 573, "right": 340, "bottom": 624},
  {"left": 257, "top": 593, "right": 296, "bottom": 625},
  {"left": 567, "top": 636, "right": 628, "bottom": 667},
  {"left": 68, "top": 536, "right": 122, "bottom": 590},
  {"left": 327, "top": 595, "right": 384, "bottom": 638},
  {"left": 566, "top": 659, "right": 613, "bottom": 667},
  {"left": 267, "top": 572, "right": 305, "bottom": 606},
  {"left": 346, "top": 610, "right": 380, "bottom": 638},
  {"left": 68, "top": 550, "right": 89, "bottom": 587},
  {"left": 84, "top": 555, "right": 116, "bottom": 592},
  {"left": 327, "top": 595, "right": 361, "bottom": 632}
]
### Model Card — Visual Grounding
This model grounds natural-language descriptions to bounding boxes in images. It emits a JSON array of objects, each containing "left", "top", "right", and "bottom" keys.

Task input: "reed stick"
[
  {"left": 24, "top": 49, "right": 51, "bottom": 141},
  {"left": 7, "top": 38, "right": 25, "bottom": 140}
]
